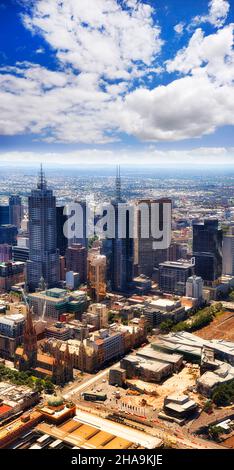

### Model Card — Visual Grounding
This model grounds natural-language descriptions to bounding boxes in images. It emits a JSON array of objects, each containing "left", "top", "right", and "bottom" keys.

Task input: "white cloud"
[
  {"left": 22, "top": 0, "right": 162, "bottom": 81},
  {"left": 116, "top": 74, "right": 234, "bottom": 141},
  {"left": 0, "top": 0, "right": 164, "bottom": 144},
  {"left": 0, "top": 147, "right": 234, "bottom": 166},
  {"left": 192, "top": 0, "right": 230, "bottom": 28},
  {"left": 166, "top": 25, "right": 234, "bottom": 83},
  {"left": 174, "top": 22, "right": 185, "bottom": 35},
  {"left": 0, "top": 0, "right": 233, "bottom": 145}
]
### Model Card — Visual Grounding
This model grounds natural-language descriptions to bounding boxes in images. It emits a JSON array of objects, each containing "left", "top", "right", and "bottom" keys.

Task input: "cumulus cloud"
[
  {"left": 192, "top": 0, "right": 230, "bottom": 28},
  {"left": 0, "top": 147, "right": 233, "bottom": 167},
  {"left": 115, "top": 24, "right": 234, "bottom": 142},
  {"left": 0, "top": 0, "right": 233, "bottom": 145},
  {"left": 174, "top": 22, "right": 185, "bottom": 35},
  {"left": 22, "top": 0, "right": 162, "bottom": 80}
]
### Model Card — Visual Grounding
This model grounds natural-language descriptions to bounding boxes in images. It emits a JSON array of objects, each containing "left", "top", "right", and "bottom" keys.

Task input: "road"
[
  {"left": 63, "top": 362, "right": 225, "bottom": 449},
  {"left": 63, "top": 361, "right": 120, "bottom": 399}
]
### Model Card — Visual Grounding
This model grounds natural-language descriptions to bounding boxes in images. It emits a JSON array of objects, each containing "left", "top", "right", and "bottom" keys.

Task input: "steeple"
[
  {"left": 21, "top": 304, "right": 38, "bottom": 368},
  {"left": 115, "top": 165, "right": 121, "bottom": 202},
  {"left": 37, "top": 163, "right": 47, "bottom": 190}
]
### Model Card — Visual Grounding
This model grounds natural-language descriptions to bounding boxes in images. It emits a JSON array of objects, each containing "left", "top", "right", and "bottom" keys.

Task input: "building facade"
[
  {"left": 159, "top": 259, "right": 195, "bottom": 296},
  {"left": 9, "top": 195, "right": 22, "bottom": 229},
  {"left": 193, "top": 219, "right": 223, "bottom": 285},
  {"left": 26, "top": 166, "right": 60, "bottom": 291}
]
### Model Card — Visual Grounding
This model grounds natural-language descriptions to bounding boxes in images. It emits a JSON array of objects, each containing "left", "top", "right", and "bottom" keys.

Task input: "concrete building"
[
  {"left": 0, "top": 313, "right": 25, "bottom": 359},
  {"left": 186, "top": 275, "right": 203, "bottom": 300},
  {"left": 28, "top": 288, "right": 88, "bottom": 320},
  {"left": 222, "top": 225, "right": 234, "bottom": 276},
  {"left": 88, "top": 249, "right": 107, "bottom": 302},
  {"left": 135, "top": 198, "right": 172, "bottom": 277},
  {"left": 163, "top": 393, "right": 198, "bottom": 419},
  {"left": 9, "top": 195, "right": 22, "bottom": 230},
  {"left": 26, "top": 167, "right": 60, "bottom": 291},
  {"left": 159, "top": 259, "right": 195, "bottom": 296},
  {"left": 0, "top": 244, "right": 12, "bottom": 263},
  {"left": 154, "top": 332, "right": 234, "bottom": 366},
  {"left": 193, "top": 219, "right": 223, "bottom": 285},
  {"left": 120, "top": 343, "right": 183, "bottom": 383},
  {"left": 0, "top": 261, "right": 25, "bottom": 293},
  {"left": 65, "top": 243, "right": 87, "bottom": 284},
  {"left": 0, "top": 225, "right": 17, "bottom": 246},
  {"left": 120, "top": 354, "right": 172, "bottom": 383},
  {"left": 144, "top": 298, "right": 186, "bottom": 328},
  {"left": 109, "top": 368, "right": 127, "bottom": 387},
  {"left": 0, "top": 382, "right": 39, "bottom": 421},
  {"left": 65, "top": 271, "right": 80, "bottom": 290},
  {"left": 197, "top": 362, "right": 234, "bottom": 397}
]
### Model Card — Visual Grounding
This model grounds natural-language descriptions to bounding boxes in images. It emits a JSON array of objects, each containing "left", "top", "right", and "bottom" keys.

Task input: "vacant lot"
[
  {"left": 195, "top": 311, "right": 234, "bottom": 341},
  {"left": 119, "top": 365, "right": 201, "bottom": 410}
]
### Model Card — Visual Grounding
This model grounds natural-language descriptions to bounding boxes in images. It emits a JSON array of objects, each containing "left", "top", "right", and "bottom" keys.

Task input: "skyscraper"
[
  {"left": 109, "top": 166, "right": 134, "bottom": 292},
  {"left": 222, "top": 225, "right": 234, "bottom": 276},
  {"left": 65, "top": 243, "right": 87, "bottom": 284},
  {"left": 26, "top": 166, "right": 59, "bottom": 291},
  {"left": 0, "top": 205, "right": 9, "bottom": 225},
  {"left": 9, "top": 195, "right": 22, "bottom": 229},
  {"left": 0, "top": 225, "right": 18, "bottom": 245},
  {"left": 186, "top": 275, "right": 203, "bottom": 300},
  {"left": 56, "top": 205, "right": 68, "bottom": 256},
  {"left": 159, "top": 259, "right": 195, "bottom": 296},
  {"left": 88, "top": 248, "right": 107, "bottom": 302},
  {"left": 192, "top": 219, "right": 222, "bottom": 285},
  {"left": 136, "top": 198, "right": 172, "bottom": 277}
]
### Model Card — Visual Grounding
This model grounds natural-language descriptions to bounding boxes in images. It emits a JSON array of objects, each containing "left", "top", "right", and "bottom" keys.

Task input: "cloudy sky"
[{"left": 0, "top": 0, "right": 234, "bottom": 166}]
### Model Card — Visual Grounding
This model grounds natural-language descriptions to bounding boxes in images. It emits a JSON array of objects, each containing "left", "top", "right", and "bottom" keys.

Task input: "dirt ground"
[
  {"left": 121, "top": 365, "right": 201, "bottom": 410},
  {"left": 195, "top": 311, "right": 234, "bottom": 341}
]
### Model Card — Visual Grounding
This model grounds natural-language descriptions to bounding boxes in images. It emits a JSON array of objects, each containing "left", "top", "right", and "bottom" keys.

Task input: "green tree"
[{"left": 160, "top": 320, "right": 174, "bottom": 333}]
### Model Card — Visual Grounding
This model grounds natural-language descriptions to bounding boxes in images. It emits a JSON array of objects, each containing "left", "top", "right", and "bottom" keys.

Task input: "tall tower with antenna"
[
  {"left": 115, "top": 165, "right": 122, "bottom": 202},
  {"left": 107, "top": 165, "right": 134, "bottom": 292},
  {"left": 26, "top": 164, "right": 60, "bottom": 291}
]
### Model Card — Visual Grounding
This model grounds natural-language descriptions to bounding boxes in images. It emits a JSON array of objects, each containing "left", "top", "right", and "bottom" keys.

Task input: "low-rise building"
[
  {"left": 28, "top": 288, "right": 88, "bottom": 320},
  {"left": 163, "top": 393, "right": 198, "bottom": 419},
  {"left": 0, "top": 313, "right": 25, "bottom": 359},
  {"left": 0, "top": 382, "right": 40, "bottom": 421},
  {"left": 0, "top": 261, "right": 25, "bottom": 293}
]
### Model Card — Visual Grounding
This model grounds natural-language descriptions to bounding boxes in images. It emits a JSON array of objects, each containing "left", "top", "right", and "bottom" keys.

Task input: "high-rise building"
[
  {"left": 159, "top": 259, "right": 195, "bottom": 296},
  {"left": 88, "top": 248, "right": 107, "bottom": 302},
  {"left": 65, "top": 243, "right": 87, "bottom": 284},
  {"left": 73, "top": 199, "right": 88, "bottom": 249},
  {"left": 186, "top": 275, "right": 203, "bottom": 300},
  {"left": 9, "top": 195, "right": 23, "bottom": 229},
  {"left": 193, "top": 219, "right": 222, "bottom": 285},
  {"left": 0, "top": 205, "right": 9, "bottom": 225},
  {"left": 26, "top": 166, "right": 60, "bottom": 291},
  {"left": 0, "top": 225, "right": 17, "bottom": 245},
  {"left": 56, "top": 205, "right": 68, "bottom": 256},
  {"left": 109, "top": 166, "right": 134, "bottom": 292},
  {"left": 222, "top": 225, "right": 234, "bottom": 276},
  {"left": 12, "top": 246, "right": 29, "bottom": 263},
  {"left": 0, "top": 244, "right": 12, "bottom": 262},
  {"left": 136, "top": 198, "right": 172, "bottom": 276}
]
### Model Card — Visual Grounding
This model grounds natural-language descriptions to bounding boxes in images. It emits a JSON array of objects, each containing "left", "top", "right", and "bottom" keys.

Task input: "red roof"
[{"left": 0, "top": 404, "right": 12, "bottom": 416}]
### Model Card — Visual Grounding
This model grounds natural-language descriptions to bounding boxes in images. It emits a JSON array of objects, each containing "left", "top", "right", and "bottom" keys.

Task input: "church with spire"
[{"left": 15, "top": 304, "right": 73, "bottom": 385}]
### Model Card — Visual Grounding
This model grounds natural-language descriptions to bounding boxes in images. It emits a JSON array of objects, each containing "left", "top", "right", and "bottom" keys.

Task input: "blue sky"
[{"left": 0, "top": 0, "right": 234, "bottom": 166}]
